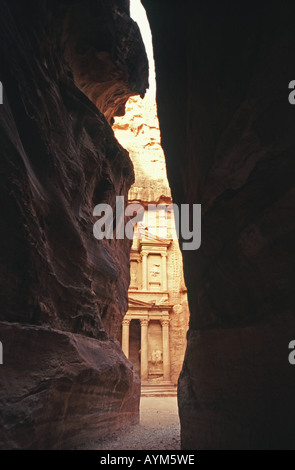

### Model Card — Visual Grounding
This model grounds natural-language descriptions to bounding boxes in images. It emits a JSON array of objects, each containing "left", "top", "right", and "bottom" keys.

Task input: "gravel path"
[{"left": 78, "top": 397, "right": 180, "bottom": 450}]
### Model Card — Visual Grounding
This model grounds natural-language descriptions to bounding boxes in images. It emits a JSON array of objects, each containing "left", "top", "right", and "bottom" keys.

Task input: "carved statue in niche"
[
  {"left": 131, "top": 265, "right": 138, "bottom": 285},
  {"left": 151, "top": 349, "right": 162, "bottom": 364},
  {"left": 150, "top": 263, "right": 160, "bottom": 278}
]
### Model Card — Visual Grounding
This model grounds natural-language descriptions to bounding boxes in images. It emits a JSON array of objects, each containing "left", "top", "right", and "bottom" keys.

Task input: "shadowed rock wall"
[
  {"left": 0, "top": 0, "right": 148, "bottom": 449},
  {"left": 143, "top": 0, "right": 295, "bottom": 449}
]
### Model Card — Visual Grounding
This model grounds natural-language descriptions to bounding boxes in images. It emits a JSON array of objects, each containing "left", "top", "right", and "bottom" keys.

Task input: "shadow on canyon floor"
[{"left": 75, "top": 397, "right": 180, "bottom": 450}]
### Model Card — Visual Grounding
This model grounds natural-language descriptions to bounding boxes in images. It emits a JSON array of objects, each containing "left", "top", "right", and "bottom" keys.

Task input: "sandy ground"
[{"left": 78, "top": 397, "right": 180, "bottom": 450}]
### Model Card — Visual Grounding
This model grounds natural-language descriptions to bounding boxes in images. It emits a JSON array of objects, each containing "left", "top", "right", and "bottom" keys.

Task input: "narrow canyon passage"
[
  {"left": 1, "top": 0, "right": 295, "bottom": 451},
  {"left": 113, "top": 0, "right": 189, "bottom": 415},
  {"left": 0, "top": 0, "right": 188, "bottom": 449},
  {"left": 76, "top": 398, "right": 180, "bottom": 450}
]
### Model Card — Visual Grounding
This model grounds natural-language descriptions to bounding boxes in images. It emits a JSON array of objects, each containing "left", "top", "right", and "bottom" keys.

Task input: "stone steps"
[{"left": 141, "top": 384, "right": 177, "bottom": 397}]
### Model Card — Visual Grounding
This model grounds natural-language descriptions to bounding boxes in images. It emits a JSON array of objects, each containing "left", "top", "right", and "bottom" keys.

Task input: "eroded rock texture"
[
  {"left": 63, "top": 0, "right": 148, "bottom": 123},
  {"left": 0, "top": 0, "right": 148, "bottom": 449},
  {"left": 143, "top": 0, "right": 295, "bottom": 449}
]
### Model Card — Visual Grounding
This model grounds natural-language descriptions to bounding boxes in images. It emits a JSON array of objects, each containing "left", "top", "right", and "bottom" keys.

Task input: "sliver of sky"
[{"left": 130, "top": 0, "right": 156, "bottom": 95}]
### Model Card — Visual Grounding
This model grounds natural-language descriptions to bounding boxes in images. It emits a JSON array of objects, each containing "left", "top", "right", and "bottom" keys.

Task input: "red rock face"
[
  {"left": 0, "top": 0, "right": 148, "bottom": 449},
  {"left": 143, "top": 0, "right": 295, "bottom": 449},
  {"left": 63, "top": 0, "right": 149, "bottom": 123}
]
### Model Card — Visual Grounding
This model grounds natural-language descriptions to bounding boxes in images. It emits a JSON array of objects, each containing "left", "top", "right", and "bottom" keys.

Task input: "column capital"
[
  {"left": 161, "top": 318, "right": 170, "bottom": 326},
  {"left": 122, "top": 318, "right": 131, "bottom": 326},
  {"left": 140, "top": 318, "right": 149, "bottom": 327},
  {"left": 161, "top": 252, "right": 168, "bottom": 258},
  {"left": 141, "top": 250, "right": 149, "bottom": 257}
]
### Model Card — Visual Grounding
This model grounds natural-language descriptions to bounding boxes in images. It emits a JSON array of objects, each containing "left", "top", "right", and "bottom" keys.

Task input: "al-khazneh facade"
[{"left": 114, "top": 95, "right": 189, "bottom": 395}]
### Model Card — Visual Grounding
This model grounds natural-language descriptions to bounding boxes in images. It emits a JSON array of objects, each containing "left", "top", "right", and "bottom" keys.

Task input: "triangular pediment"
[
  {"left": 134, "top": 223, "right": 171, "bottom": 244},
  {"left": 136, "top": 230, "right": 172, "bottom": 247},
  {"left": 128, "top": 296, "right": 173, "bottom": 311},
  {"left": 128, "top": 297, "right": 156, "bottom": 308}
]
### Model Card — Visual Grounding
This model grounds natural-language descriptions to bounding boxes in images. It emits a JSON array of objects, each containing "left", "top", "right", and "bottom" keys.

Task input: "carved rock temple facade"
[{"left": 114, "top": 96, "right": 189, "bottom": 394}]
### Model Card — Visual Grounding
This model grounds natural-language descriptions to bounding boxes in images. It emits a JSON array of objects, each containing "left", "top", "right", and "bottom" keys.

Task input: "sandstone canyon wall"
[
  {"left": 143, "top": 0, "right": 295, "bottom": 449},
  {"left": 0, "top": 0, "right": 148, "bottom": 449}
]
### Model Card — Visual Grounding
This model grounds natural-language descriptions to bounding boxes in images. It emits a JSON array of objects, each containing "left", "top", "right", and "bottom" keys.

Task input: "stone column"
[
  {"left": 140, "top": 318, "right": 149, "bottom": 383},
  {"left": 161, "top": 318, "right": 171, "bottom": 383},
  {"left": 122, "top": 318, "right": 130, "bottom": 359},
  {"left": 161, "top": 253, "right": 168, "bottom": 291},
  {"left": 141, "top": 251, "right": 148, "bottom": 290}
]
